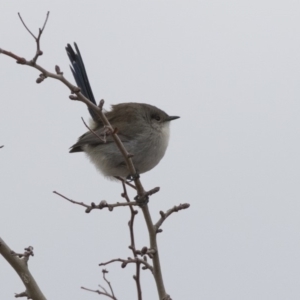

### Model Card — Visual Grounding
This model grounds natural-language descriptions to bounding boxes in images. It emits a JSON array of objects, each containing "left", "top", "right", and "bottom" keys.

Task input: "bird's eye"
[{"left": 152, "top": 114, "right": 161, "bottom": 121}]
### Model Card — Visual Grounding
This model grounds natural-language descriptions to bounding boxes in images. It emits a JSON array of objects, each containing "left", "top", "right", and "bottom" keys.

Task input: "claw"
[{"left": 126, "top": 173, "right": 140, "bottom": 182}]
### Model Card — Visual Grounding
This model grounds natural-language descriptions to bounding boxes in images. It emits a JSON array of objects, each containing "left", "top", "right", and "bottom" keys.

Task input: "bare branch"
[
  {"left": 139, "top": 204, "right": 167, "bottom": 296},
  {"left": 40, "top": 12, "right": 50, "bottom": 32},
  {"left": 81, "top": 269, "right": 117, "bottom": 299},
  {"left": 98, "top": 283, "right": 109, "bottom": 294},
  {"left": 81, "top": 117, "right": 106, "bottom": 142},
  {"left": 0, "top": 49, "right": 26, "bottom": 64},
  {"left": 114, "top": 176, "right": 137, "bottom": 190},
  {"left": 18, "top": 12, "right": 49, "bottom": 63},
  {"left": 99, "top": 258, "right": 153, "bottom": 273},
  {"left": 102, "top": 270, "right": 116, "bottom": 299},
  {"left": 0, "top": 238, "right": 46, "bottom": 300},
  {"left": 154, "top": 203, "right": 190, "bottom": 232},
  {"left": 18, "top": 12, "right": 36, "bottom": 39},
  {"left": 121, "top": 183, "right": 142, "bottom": 299},
  {"left": 81, "top": 286, "right": 117, "bottom": 300},
  {"left": 11, "top": 246, "right": 34, "bottom": 264},
  {"left": 53, "top": 191, "right": 138, "bottom": 213},
  {"left": 98, "top": 98, "right": 105, "bottom": 110},
  {"left": 15, "top": 291, "right": 28, "bottom": 298},
  {"left": 145, "top": 187, "right": 160, "bottom": 197}
]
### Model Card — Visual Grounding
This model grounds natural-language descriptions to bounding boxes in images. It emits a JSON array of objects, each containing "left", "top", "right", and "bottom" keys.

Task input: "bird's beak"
[{"left": 166, "top": 116, "right": 180, "bottom": 121}]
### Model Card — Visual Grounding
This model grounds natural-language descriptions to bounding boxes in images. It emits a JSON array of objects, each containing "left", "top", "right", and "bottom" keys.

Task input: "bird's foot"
[
  {"left": 134, "top": 194, "right": 149, "bottom": 206},
  {"left": 126, "top": 173, "right": 140, "bottom": 182}
]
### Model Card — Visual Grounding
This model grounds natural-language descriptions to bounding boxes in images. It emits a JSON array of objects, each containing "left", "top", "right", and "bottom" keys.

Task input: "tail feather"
[{"left": 66, "top": 43, "right": 98, "bottom": 120}]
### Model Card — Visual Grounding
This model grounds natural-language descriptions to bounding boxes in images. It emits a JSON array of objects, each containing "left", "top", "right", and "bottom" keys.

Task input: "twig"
[
  {"left": 81, "top": 287, "right": 117, "bottom": 300},
  {"left": 99, "top": 258, "right": 153, "bottom": 272},
  {"left": 144, "top": 187, "right": 160, "bottom": 197},
  {"left": 53, "top": 191, "right": 138, "bottom": 213},
  {"left": 81, "top": 117, "right": 106, "bottom": 143},
  {"left": 102, "top": 269, "right": 116, "bottom": 299},
  {"left": 15, "top": 291, "right": 28, "bottom": 298},
  {"left": 0, "top": 49, "right": 26, "bottom": 64},
  {"left": 121, "top": 182, "right": 142, "bottom": 299},
  {"left": 139, "top": 204, "right": 168, "bottom": 297},
  {"left": 17, "top": 13, "right": 36, "bottom": 39},
  {"left": 18, "top": 12, "right": 49, "bottom": 63},
  {"left": 98, "top": 283, "right": 109, "bottom": 294},
  {"left": 11, "top": 246, "right": 34, "bottom": 262},
  {"left": 114, "top": 176, "right": 137, "bottom": 190},
  {"left": 154, "top": 204, "right": 190, "bottom": 232},
  {"left": 81, "top": 269, "right": 117, "bottom": 299}
]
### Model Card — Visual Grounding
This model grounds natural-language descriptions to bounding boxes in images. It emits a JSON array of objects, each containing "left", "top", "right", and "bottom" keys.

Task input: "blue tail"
[{"left": 66, "top": 43, "right": 98, "bottom": 121}]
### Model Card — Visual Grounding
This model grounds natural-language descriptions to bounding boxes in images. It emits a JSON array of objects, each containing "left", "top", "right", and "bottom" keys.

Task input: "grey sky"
[{"left": 1, "top": 1, "right": 300, "bottom": 299}]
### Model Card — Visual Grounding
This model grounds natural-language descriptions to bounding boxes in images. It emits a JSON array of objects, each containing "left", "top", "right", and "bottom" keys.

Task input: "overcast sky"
[{"left": 1, "top": 1, "right": 300, "bottom": 299}]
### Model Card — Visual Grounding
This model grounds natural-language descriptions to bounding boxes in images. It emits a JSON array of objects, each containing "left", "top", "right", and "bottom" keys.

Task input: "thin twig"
[
  {"left": 18, "top": 12, "right": 36, "bottom": 39},
  {"left": 98, "top": 283, "right": 108, "bottom": 294},
  {"left": 18, "top": 12, "right": 49, "bottom": 63},
  {"left": 81, "top": 287, "right": 117, "bottom": 300},
  {"left": 102, "top": 270, "right": 116, "bottom": 299},
  {"left": 40, "top": 11, "right": 50, "bottom": 32},
  {"left": 114, "top": 176, "right": 137, "bottom": 190},
  {"left": 99, "top": 258, "right": 153, "bottom": 272},
  {"left": 121, "top": 182, "right": 142, "bottom": 299},
  {"left": 81, "top": 270, "right": 117, "bottom": 299},
  {"left": 81, "top": 117, "right": 106, "bottom": 142},
  {"left": 53, "top": 191, "right": 138, "bottom": 213},
  {"left": 154, "top": 204, "right": 190, "bottom": 232}
]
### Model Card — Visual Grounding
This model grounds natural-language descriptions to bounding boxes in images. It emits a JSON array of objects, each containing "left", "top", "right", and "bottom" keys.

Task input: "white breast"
[{"left": 83, "top": 122, "right": 171, "bottom": 178}]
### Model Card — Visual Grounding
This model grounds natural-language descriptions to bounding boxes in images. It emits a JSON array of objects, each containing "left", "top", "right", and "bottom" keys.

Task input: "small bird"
[{"left": 66, "top": 43, "right": 179, "bottom": 178}]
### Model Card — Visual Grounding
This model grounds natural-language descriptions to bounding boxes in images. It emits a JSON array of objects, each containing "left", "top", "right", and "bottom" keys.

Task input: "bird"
[{"left": 66, "top": 43, "right": 179, "bottom": 179}]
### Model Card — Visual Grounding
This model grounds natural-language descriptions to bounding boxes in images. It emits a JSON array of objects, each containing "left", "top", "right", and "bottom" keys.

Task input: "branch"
[
  {"left": 53, "top": 191, "right": 138, "bottom": 213},
  {"left": 140, "top": 205, "right": 167, "bottom": 297},
  {"left": 114, "top": 176, "right": 137, "bottom": 190},
  {"left": 99, "top": 258, "right": 153, "bottom": 273},
  {"left": 102, "top": 269, "right": 116, "bottom": 299},
  {"left": 81, "top": 117, "right": 106, "bottom": 143},
  {"left": 81, "top": 287, "right": 117, "bottom": 300},
  {"left": 155, "top": 204, "right": 190, "bottom": 232},
  {"left": 81, "top": 269, "right": 117, "bottom": 300},
  {"left": 11, "top": 246, "right": 34, "bottom": 261},
  {"left": 18, "top": 12, "right": 49, "bottom": 63},
  {"left": 121, "top": 183, "right": 142, "bottom": 299},
  {"left": 0, "top": 237, "right": 47, "bottom": 300}
]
